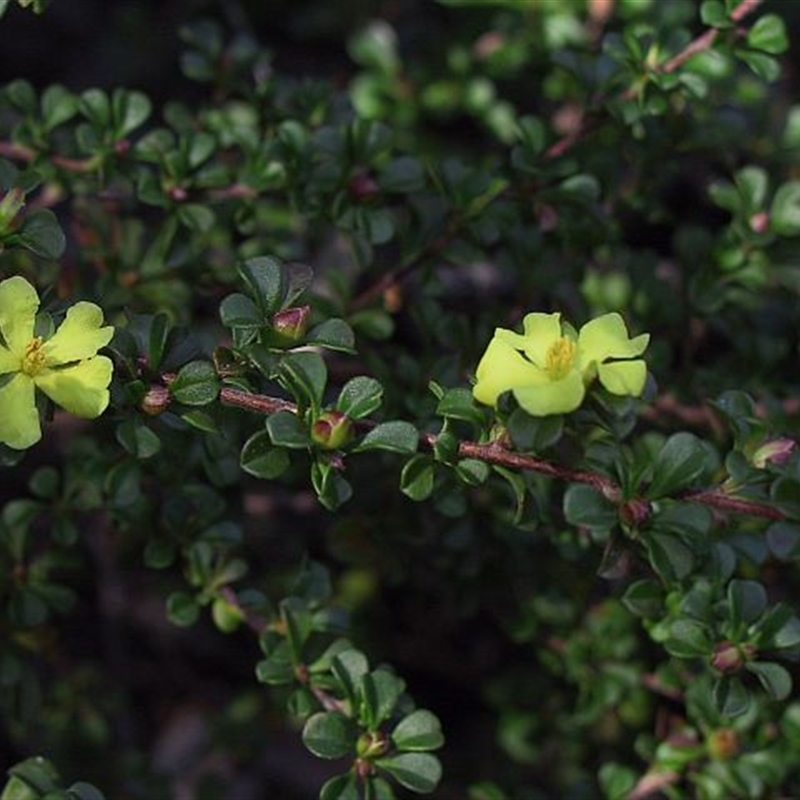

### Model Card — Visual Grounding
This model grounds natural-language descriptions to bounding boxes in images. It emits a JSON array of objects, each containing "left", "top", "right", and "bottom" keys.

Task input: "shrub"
[{"left": 1, "top": 0, "right": 800, "bottom": 798}]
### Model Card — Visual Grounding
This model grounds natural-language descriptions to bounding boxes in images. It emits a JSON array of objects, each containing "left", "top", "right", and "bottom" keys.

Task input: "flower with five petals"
[
  {"left": 0, "top": 276, "right": 114, "bottom": 449},
  {"left": 473, "top": 311, "right": 649, "bottom": 416}
]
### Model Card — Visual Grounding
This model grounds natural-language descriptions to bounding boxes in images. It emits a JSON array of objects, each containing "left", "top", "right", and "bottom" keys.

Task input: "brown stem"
[{"left": 214, "top": 384, "right": 786, "bottom": 522}]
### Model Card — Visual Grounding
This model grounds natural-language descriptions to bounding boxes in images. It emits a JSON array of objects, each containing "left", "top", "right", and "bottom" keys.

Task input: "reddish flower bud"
[
  {"left": 311, "top": 411, "right": 354, "bottom": 450},
  {"left": 140, "top": 385, "right": 171, "bottom": 416},
  {"left": 750, "top": 437, "right": 796, "bottom": 469},
  {"left": 711, "top": 641, "right": 755, "bottom": 674},
  {"left": 271, "top": 305, "right": 311, "bottom": 342}
]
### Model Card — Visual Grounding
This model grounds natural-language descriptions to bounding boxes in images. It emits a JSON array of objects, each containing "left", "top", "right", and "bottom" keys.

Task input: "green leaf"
[
  {"left": 360, "top": 669, "right": 405, "bottom": 728},
  {"left": 400, "top": 455, "right": 435, "bottom": 501},
  {"left": 115, "top": 417, "right": 161, "bottom": 459},
  {"left": 771, "top": 182, "right": 800, "bottom": 236},
  {"left": 67, "top": 783, "right": 106, "bottom": 800},
  {"left": 306, "top": 319, "right": 356, "bottom": 352},
  {"left": 169, "top": 360, "right": 220, "bottom": 406},
  {"left": 239, "top": 256, "right": 287, "bottom": 314},
  {"left": 737, "top": 50, "right": 781, "bottom": 82},
  {"left": 563, "top": 484, "right": 617, "bottom": 533},
  {"left": 255, "top": 643, "right": 294, "bottom": 685},
  {"left": 771, "top": 477, "right": 800, "bottom": 519},
  {"left": 454, "top": 458, "right": 489, "bottom": 486},
  {"left": 337, "top": 376, "right": 383, "bottom": 419},
  {"left": 699, "top": 0, "right": 731, "bottom": 28},
  {"left": 507, "top": 409, "right": 563, "bottom": 451},
  {"left": 646, "top": 432, "right": 707, "bottom": 498},
  {"left": 41, "top": 85, "right": 78, "bottom": 130},
  {"left": 747, "top": 14, "right": 788, "bottom": 55},
  {"left": 727, "top": 579, "right": 767, "bottom": 628},
  {"left": 332, "top": 649, "right": 370, "bottom": 702},
  {"left": 664, "top": 619, "right": 713, "bottom": 658},
  {"left": 712, "top": 676, "right": 750, "bottom": 717},
  {"left": 435, "top": 387, "right": 486, "bottom": 427},
  {"left": 622, "top": 579, "right": 665, "bottom": 619},
  {"left": 770, "top": 614, "right": 800, "bottom": 649},
  {"left": 392, "top": 709, "right": 445, "bottom": 752},
  {"left": 279, "top": 351, "right": 327, "bottom": 413},
  {"left": 320, "top": 774, "right": 360, "bottom": 800},
  {"left": 79, "top": 88, "right": 110, "bottom": 128},
  {"left": 177, "top": 203, "right": 216, "bottom": 232},
  {"left": 5, "top": 757, "right": 60, "bottom": 796},
  {"left": 311, "top": 460, "right": 353, "bottom": 511},
  {"left": 766, "top": 521, "right": 800, "bottom": 560},
  {"left": 303, "top": 711, "right": 356, "bottom": 759},
  {"left": 266, "top": 411, "right": 310, "bottom": 448},
  {"left": 735, "top": 165, "right": 768, "bottom": 212},
  {"left": 376, "top": 752, "right": 442, "bottom": 794},
  {"left": 746, "top": 661, "right": 792, "bottom": 700},
  {"left": 379, "top": 156, "right": 424, "bottom": 193},
  {"left": 16, "top": 209, "right": 65, "bottom": 259},
  {"left": 112, "top": 88, "right": 152, "bottom": 137},
  {"left": 240, "top": 430, "right": 290, "bottom": 479},
  {"left": 353, "top": 421, "right": 419, "bottom": 454},
  {"left": 166, "top": 591, "right": 199, "bottom": 627},
  {"left": 220, "top": 293, "right": 263, "bottom": 330},
  {"left": 645, "top": 532, "right": 694, "bottom": 581}
]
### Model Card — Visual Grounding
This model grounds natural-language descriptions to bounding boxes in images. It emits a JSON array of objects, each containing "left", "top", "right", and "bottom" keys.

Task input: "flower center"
[
  {"left": 21, "top": 337, "right": 46, "bottom": 376},
  {"left": 544, "top": 336, "right": 576, "bottom": 379}
]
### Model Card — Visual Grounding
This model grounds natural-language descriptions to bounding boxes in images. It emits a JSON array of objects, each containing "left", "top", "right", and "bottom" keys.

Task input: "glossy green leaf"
[
  {"left": 766, "top": 521, "right": 800, "bottom": 561},
  {"left": 392, "top": 709, "right": 445, "bottom": 752},
  {"left": 712, "top": 675, "right": 750, "bottom": 716},
  {"left": 353, "top": 421, "right": 419, "bottom": 454},
  {"left": 771, "top": 181, "right": 800, "bottom": 236},
  {"left": 507, "top": 409, "right": 563, "bottom": 451},
  {"left": 166, "top": 591, "right": 199, "bottom": 627},
  {"left": 16, "top": 209, "right": 66, "bottom": 259},
  {"left": 303, "top": 711, "right": 356, "bottom": 759},
  {"left": 240, "top": 430, "right": 290, "bottom": 479},
  {"left": 169, "top": 360, "right": 220, "bottom": 406},
  {"left": 239, "top": 256, "right": 286, "bottom": 314},
  {"left": 646, "top": 432, "right": 708, "bottom": 498},
  {"left": 320, "top": 774, "right": 360, "bottom": 800},
  {"left": 332, "top": 649, "right": 370, "bottom": 702},
  {"left": 746, "top": 661, "right": 792, "bottom": 700},
  {"left": 663, "top": 619, "right": 712, "bottom": 658},
  {"left": 279, "top": 351, "right": 327, "bottom": 413},
  {"left": 400, "top": 455, "right": 435, "bottom": 501},
  {"left": 376, "top": 752, "right": 442, "bottom": 794},
  {"left": 563, "top": 484, "right": 617, "bottom": 533},
  {"left": 727, "top": 579, "right": 768, "bottom": 628},
  {"left": 266, "top": 411, "right": 310, "bottom": 448},
  {"left": 645, "top": 532, "right": 694, "bottom": 582},
  {"left": 747, "top": 14, "right": 788, "bottom": 55},
  {"left": 306, "top": 319, "right": 356, "bottom": 352},
  {"left": 435, "top": 387, "right": 486, "bottom": 427},
  {"left": 622, "top": 579, "right": 664, "bottom": 619},
  {"left": 337, "top": 376, "right": 383, "bottom": 419}
]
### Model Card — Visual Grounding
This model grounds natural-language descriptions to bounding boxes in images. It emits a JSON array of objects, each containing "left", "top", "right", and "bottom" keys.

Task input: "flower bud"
[
  {"left": 711, "top": 641, "right": 754, "bottom": 674},
  {"left": 0, "top": 187, "right": 25, "bottom": 232},
  {"left": 750, "top": 437, "right": 796, "bottom": 469},
  {"left": 707, "top": 728, "right": 739, "bottom": 760},
  {"left": 311, "top": 411, "right": 354, "bottom": 450},
  {"left": 271, "top": 305, "right": 311, "bottom": 342},
  {"left": 140, "top": 385, "right": 171, "bottom": 416}
]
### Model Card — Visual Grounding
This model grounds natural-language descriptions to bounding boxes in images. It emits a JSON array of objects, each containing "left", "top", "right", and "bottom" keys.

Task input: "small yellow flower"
[
  {"left": 473, "top": 312, "right": 649, "bottom": 416},
  {"left": 0, "top": 276, "right": 114, "bottom": 449}
]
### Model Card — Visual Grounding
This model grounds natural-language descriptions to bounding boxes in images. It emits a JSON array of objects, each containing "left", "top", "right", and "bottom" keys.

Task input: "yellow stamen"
[
  {"left": 544, "top": 336, "right": 576, "bottom": 379},
  {"left": 21, "top": 337, "right": 46, "bottom": 376}
]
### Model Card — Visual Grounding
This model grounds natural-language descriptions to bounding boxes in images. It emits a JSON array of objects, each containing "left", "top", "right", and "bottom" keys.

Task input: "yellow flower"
[
  {"left": 0, "top": 276, "right": 114, "bottom": 449},
  {"left": 473, "top": 312, "right": 649, "bottom": 416}
]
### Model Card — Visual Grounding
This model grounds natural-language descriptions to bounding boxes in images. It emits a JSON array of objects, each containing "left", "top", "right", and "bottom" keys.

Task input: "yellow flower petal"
[
  {"left": 42, "top": 302, "right": 114, "bottom": 365},
  {"left": 0, "top": 372, "right": 40, "bottom": 449},
  {"left": 513, "top": 369, "right": 585, "bottom": 416},
  {"left": 0, "top": 344, "right": 19, "bottom": 375},
  {"left": 473, "top": 337, "right": 547, "bottom": 407},
  {"left": 34, "top": 356, "right": 113, "bottom": 418},
  {"left": 597, "top": 359, "right": 647, "bottom": 396},
  {"left": 0, "top": 276, "right": 38, "bottom": 354},
  {"left": 518, "top": 312, "right": 563, "bottom": 366},
  {"left": 578, "top": 313, "right": 649, "bottom": 365}
]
